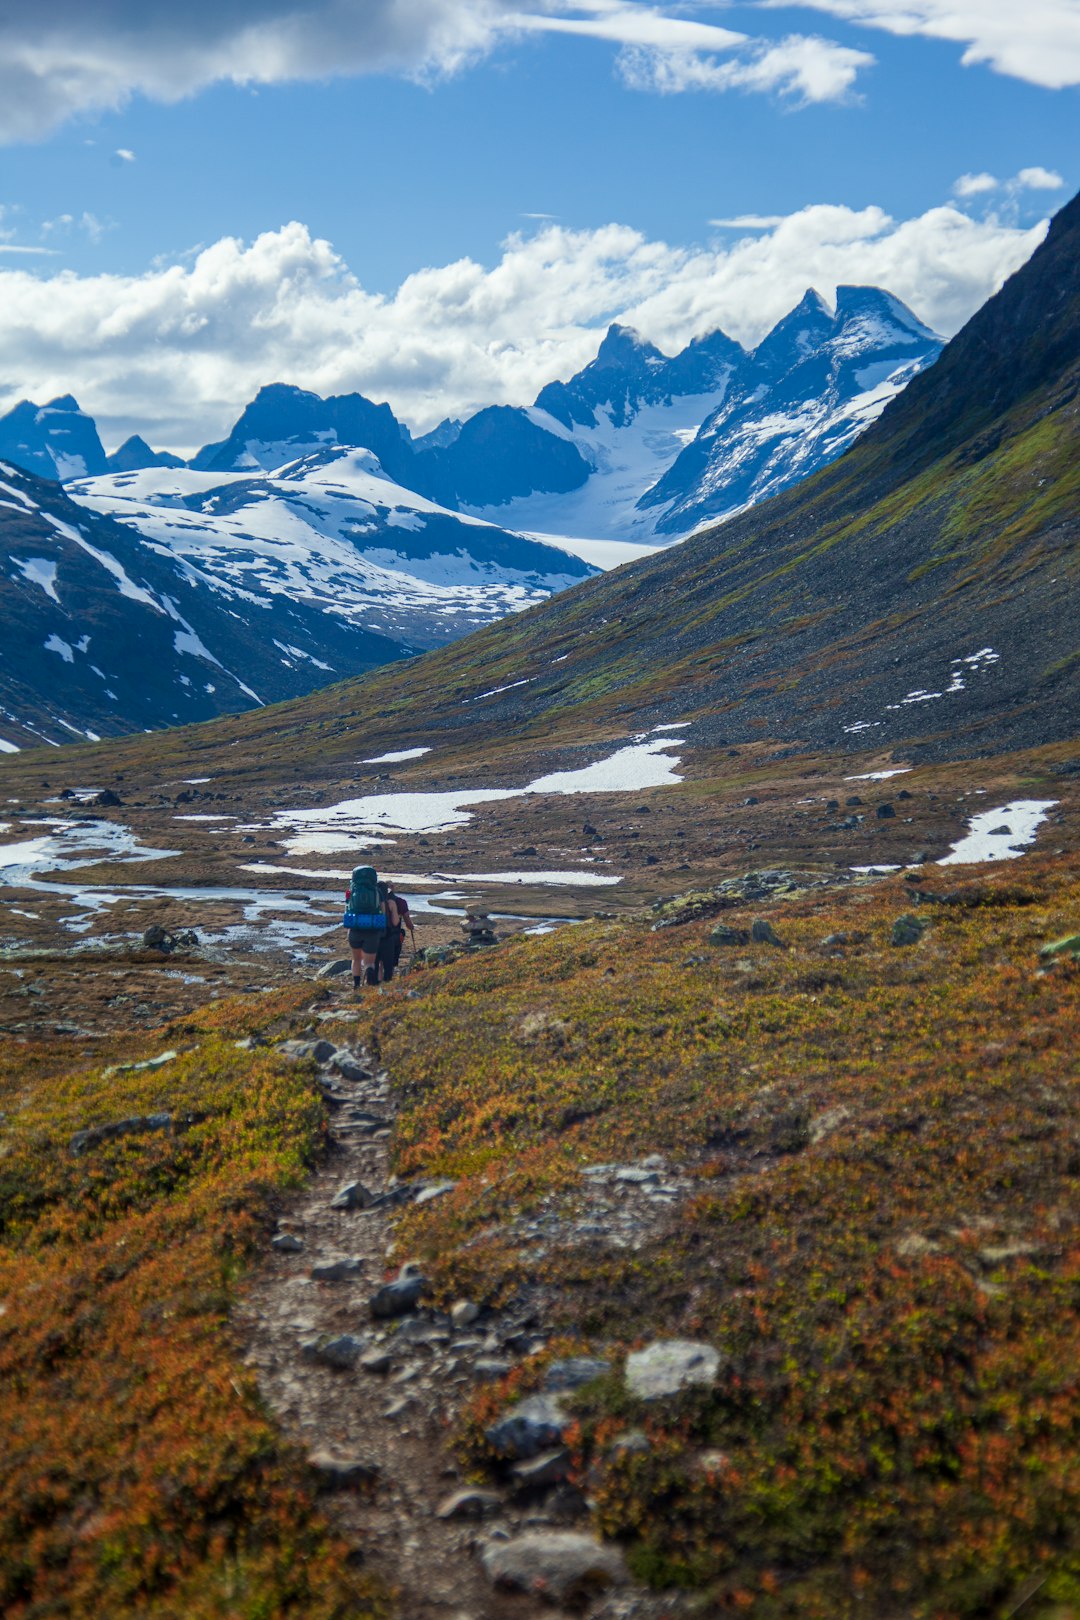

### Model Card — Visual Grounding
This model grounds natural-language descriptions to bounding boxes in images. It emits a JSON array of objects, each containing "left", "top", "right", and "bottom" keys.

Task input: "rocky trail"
[{"left": 237, "top": 1009, "right": 673, "bottom": 1620}]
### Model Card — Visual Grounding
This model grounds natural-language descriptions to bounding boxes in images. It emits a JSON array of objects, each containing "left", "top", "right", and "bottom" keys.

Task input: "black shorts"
[{"left": 348, "top": 927, "right": 383, "bottom": 952}]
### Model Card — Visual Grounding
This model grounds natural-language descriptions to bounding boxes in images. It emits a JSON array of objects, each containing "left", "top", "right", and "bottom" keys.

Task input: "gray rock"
[
  {"left": 279, "top": 1038, "right": 337, "bottom": 1063},
  {"left": 891, "top": 913, "right": 927, "bottom": 947},
  {"left": 302, "top": 1333, "right": 366, "bottom": 1370},
  {"left": 481, "top": 1532, "right": 627, "bottom": 1603},
  {"left": 473, "top": 1358, "right": 514, "bottom": 1382},
  {"left": 709, "top": 923, "right": 749, "bottom": 946},
  {"left": 486, "top": 1394, "right": 568, "bottom": 1459},
  {"left": 316, "top": 958, "right": 352, "bottom": 979},
  {"left": 369, "top": 1273, "right": 425, "bottom": 1318},
  {"left": 271, "top": 1232, "right": 304, "bottom": 1254},
  {"left": 310, "top": 1255, "right": 365, "bottom": 1282},
  {"left": 414, "top": 1179, "right": 458, "bottom": 1206},
  {"left": 544, "top": 1357, "right": 610, "bottom": 1392},
  {"left": 330, "top": 1180, "right": 373, "bottom": 1211},
  {"left": 69, "top": 1111, "right": 173, "bottom": 1156},
  {"left": 436, "top": 1487, "right": 504, "bottom": 1520},
  {"left": 451, "top": 1299, "right": 481, "bottom": 1328},
  {"left": 624, "top": 1340, "right": 721, "bottom": 1401},
  {"left": 876, "top": 802, "right": 896, "bottom": 818},
  {"left": 307, "top": 1448, "right": 379, "bottom": 1488},
  {"left": 751, "top": 917, "right": 783, "bottom": 946},
  {"left": 613, "top": 1168, "right": 660, "bottom": 1187},
  {"left": 359, "top": 1344, "right": 393, "bottom": 1374},
  {"left": 511, "top": 1448, "right": 572, "bottom": 1487}
]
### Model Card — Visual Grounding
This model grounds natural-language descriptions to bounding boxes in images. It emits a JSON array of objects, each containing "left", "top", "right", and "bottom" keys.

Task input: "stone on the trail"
[
  {"left": 436, "top": 1487, "right": 504, "bottom": 1520},
  {"left": 481, "top": 1531, "right": 627, "bottom": 1603},
  {"left": 544, "top": 1357, "right": 611, "bottom": 1393},
  {"left": 473, "top": 1358, "right": 514, "bottom": 1382},
  {"left": 302, "top": 1333, "right": 366, "bottom": 1370},
  {"left": 333, "top": 1056, "right": 373, "bottom": 1083},
  {"left": 511, "top": 1447, "right": 572, "bottom": 1487},
  {"left": 1040, "top": 933, "right": 1080, "bottom": 961},
  {"left": 358, "top": 1344, "right": 393, "bottom": 1374},
  {"left": 624, "top": 1340, "right": 721, "bottom": 1401},
  {"left": 486, "top": 1394, "right": 568, "bottom": 1459},
  {"left": 891, "top": 914, "right": 927, "bottom": 947},
  {"left": 369, "top": 1273, "right": 426, "bottom": 1319},
  {"left": 317, "top": 959, "right": 352, "bottom": 979},
  {"left": 751, "top": 917, "right": 783, "bottom": 946},
  {"left": 613, "top": 1167, "right": 660, "bottom": 1188},
  {"left": 271, "top": 1232, "right": 304, "bottom": 1254},
  {"left": 330, "top": 1180, "right": 374, "bottom": 1211},
  {"left": 279, "top": 1037, "right": 337, "bottom": 1063},
  {"left": 876, "top": 802, "right": 896, "bottom": 818},
  {"left": 142, "top": 924, "right": 171, "bottom": 951},
  {"left": 307, "top": 1448, "right": 379, "bottom": 1488},
  {"left": 311, "top": 1255, "right": 365, "bottom": 1282},
  {"left": 709, "top": 923, "right": 749, "bottom": 946},
  {"left": 395, "top": 1318, "right": 451, "bottom": 1345},
  {"left": 414, "top": 1179, "right": 458, "bottom": 1206},
  {"left": 451, "top": 1299, "right": 481, "bottom": 1328}
]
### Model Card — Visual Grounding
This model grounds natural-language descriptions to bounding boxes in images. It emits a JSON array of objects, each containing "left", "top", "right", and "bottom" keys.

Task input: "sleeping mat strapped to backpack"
[{"left": 343, "top": 864, "right": 386, "bottom": 931}]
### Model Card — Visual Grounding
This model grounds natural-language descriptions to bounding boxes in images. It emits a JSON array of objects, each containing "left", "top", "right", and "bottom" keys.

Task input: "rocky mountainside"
[{"left": 0, "top": 454, "right": 589, "bottom": 749}]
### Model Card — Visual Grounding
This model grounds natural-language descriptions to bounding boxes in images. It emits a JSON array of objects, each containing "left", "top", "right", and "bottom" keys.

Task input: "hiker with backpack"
[
  {"left": 386, "top": 882, "right": 416, "bottom": 967},
  {"left": 343, "top": 864, "right": 387, "bottom": 988},
  {"left": 374, "top": 881, "right": 402, "bottom": 983}
]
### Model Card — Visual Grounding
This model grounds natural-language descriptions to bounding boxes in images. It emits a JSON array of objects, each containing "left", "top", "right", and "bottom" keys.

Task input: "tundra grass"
[
  {"left": 0, "top": 986, "right": 388, "bottom": 1620},
  {"left": 351, "top": 855, "right": 1080, "bottom": 1618}
]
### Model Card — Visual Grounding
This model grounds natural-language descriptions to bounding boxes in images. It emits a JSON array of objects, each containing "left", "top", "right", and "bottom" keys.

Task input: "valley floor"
[{"left": 1, "top": 729, "right": 1078, "bottom": 1618}]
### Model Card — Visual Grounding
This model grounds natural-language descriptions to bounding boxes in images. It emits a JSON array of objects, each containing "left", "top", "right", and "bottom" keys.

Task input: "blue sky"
[{"left": 0, "top": 1, "right": 1074, "bottom": 447}]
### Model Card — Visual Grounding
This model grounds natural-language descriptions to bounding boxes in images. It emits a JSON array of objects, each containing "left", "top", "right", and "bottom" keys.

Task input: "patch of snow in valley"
[
  {"left": 0, "top": 820, "right": 178, "bottom": 886},
  {"left": 939, "top": 800, "right": 1058, "bottom": 866},
  {"left": 844, "top": 767, "right": 912, "bottom": 781},
  {"left": 273, "top": 737, "right": 687, "bottom": 839},
  {"left": 362, "top": 747, "right": 432, "bottom": 763},
  {"left": 0, "top": 738, "right": 20, "bottom": 754},
  {"left": 44, "top": 634, "right": 75, "bottom": 663}
]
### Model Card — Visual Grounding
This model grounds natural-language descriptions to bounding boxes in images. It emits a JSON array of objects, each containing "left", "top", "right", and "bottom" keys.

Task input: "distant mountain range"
[
  {"left": 0, "top": 282, "right": 944, "bottom": 748},
  {"left": 0, "top": 284, "right": 942, "bottom": 545}
]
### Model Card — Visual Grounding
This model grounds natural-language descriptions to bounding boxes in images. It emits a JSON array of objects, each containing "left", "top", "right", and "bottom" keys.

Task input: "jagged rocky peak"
[
  {"left": 750, "top": 288, "right": 836, "bottom": 374},
  {"left": 591, "top": 322, "right": 666, "bottom": 369},
  {"left": 0, "top": 392, "right": 107, "bottom": 481},
  {"left": 105, "top": 434, "right": 184, "bottom": 473},
  {"left": 832, "top": 284, "right": 941, "bottom": 345},
  {"left": 190, "top": 381, "right": 413, "bottom": 481}
]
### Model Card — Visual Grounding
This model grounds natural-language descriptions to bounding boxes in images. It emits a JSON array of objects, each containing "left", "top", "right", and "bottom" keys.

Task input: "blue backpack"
[{"left": 343, "top": 865, "right": 386, "bottom": 931}]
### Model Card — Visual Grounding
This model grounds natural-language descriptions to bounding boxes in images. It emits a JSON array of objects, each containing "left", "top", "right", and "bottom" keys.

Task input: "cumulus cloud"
[
  {"left": 0, "top": 203, "right": 1046, "bottom": 452},
  {"left": 0, "top": 1, "right": 873, "bottom": 141},
  {"left": 952, "top": 166, "right": 1067, "bottom": 206},
  {"left": 777, "top": 0, "right": 1080, "bottom": 88},
  {"left": 1016, "top": 165, "right": 1064, "bottom": 190},
  {"left": 954, "top": 171, "right": 999, "bottom": 197}
]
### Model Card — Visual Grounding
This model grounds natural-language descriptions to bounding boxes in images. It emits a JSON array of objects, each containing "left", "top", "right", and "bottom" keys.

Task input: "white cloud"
[
  {"left": 114, "top": 147, "right": 136, "bottom": 162},
  {"left": 0, "top": 203, "right": 1046, "bottom": 452},
  {"left": 776, "top": 0, "right": 1080, "bottom": 88},
  {"left": 709, "top": 214, "right": 788, "bottom": 228},
  {"left": 1016, "top": 165, "right": 1064, "bottom": 190},
  {"left": 617, "top": 32, "right": 873, "bottom": 101},
  {"left": 954, "top": 171, "right": 999, "bottom": 197},
  {"left": 0, "top": 1, "right": 873, "bottom": 141}
]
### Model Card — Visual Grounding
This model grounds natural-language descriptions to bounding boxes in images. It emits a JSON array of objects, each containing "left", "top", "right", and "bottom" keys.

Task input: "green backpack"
[{"left": 344, "top": 865, "right": 385, "bottom": 930}]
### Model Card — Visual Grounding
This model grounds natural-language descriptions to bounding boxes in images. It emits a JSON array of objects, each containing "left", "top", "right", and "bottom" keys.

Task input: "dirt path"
[{"left": 237, "top": 1010, "right": 557, "bottom": 1620}]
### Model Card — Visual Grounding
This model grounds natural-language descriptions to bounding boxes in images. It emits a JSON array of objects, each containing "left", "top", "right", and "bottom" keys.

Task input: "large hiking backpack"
[{"left": 343, "top": 865, "right": 386, "bottom": 931}]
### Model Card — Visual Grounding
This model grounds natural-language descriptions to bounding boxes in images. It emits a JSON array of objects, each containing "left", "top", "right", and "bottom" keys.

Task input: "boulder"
[
  {"left": 450, "top": 1299, "right": 481, "bottom": 1328},
  {"left": 302, "top": 1333, "right": 366, "bottom": 1370},
  {"left": 511, "top": 1447, "right": 572, "bottom": 1487},
  {"left": 751, "top": 917, "right": 783, "bottom": 946},
  {"left": 316, "top": 958, "right": 352, "bottom": 979},
  {"left": 481, "top": 1532, "right": 627, "bottom": 1603},
  {"left": 891, "top": 914, "right": 927, "bottom": 947},
  {"left": 310, "top": 1255, "right": 364, "bottom": 1282},
  {"left": 369, "top": 1272, "right": 425, "bottom": 1318},
  {"left": 624, "top": 1339, "right": 721, "bottom": 1401},
  {"left": 486, "top": 1394, "right": 568, "bottom": 1459},
  {"left": 279, "top": 1038, "right": 337, "bottom": 1063},
  {"left": 709, "top": 923, "right": 749, "bottom": 946},
  {"left": 1040, "top": 933, "right": 1080, "bottom": 962},
  {"left": 330, "top": 1180, "right": 373, "bottom": 1211},
  {"left": 271, "top": 1232, "right": 304, "bottom": 1254},
  {"left": 307, "top": 1448, "right": 379, "bottom": 1488},
  {"left": 543, "top": 1357, "right": 610, "bottom": 1392},
  {"left": 436, "top": 1486, "right": 503, "bottom": 1520}
]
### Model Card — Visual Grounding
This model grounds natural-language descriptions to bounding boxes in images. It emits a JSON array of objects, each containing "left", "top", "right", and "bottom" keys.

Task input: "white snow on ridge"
[
  {"left": 940, "top": 800, "right": 1058, "bottom": 866},
  {"left": 12, "top": 557, "right": 59, "bottom": 602}
]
